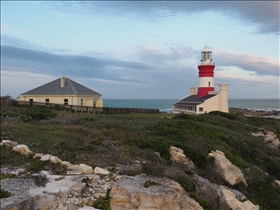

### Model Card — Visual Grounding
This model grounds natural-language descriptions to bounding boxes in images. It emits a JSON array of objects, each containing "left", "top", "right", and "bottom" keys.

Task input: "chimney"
[
  {"left": 61, "top": 76, "right": 66, "bottom": 88},
  {"left": 219, "top": 82, "right": 229, "bottom": 113},
  {"left": 190, "top": 86, "right": 197, "bottom": 95}
]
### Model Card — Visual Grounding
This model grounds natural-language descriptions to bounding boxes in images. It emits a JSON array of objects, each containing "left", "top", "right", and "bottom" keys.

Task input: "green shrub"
[
  {"left": 25, "top": 107, "right": 56, "bottom": 120},
  {"left": 172, "top": 175, "right": 195, "bottom": 192},
  {"left": 144, "top": 180, "right": 160, "bottom": 188},
  {"left": 189, "top": 192, "right": 215, "bottom": 210},
  {"left": 92, "top": 188, "right": 111, "bottom": 210},
  {"left": 209, "top": 111, "right": 238, "bottom": 120},
  {"left": 0, "top": 188, "right": 11, "bottom": 198}
]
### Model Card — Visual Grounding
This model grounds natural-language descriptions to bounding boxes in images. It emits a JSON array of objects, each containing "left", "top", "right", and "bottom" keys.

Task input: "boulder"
[
  {"left": 67, "top": 164, "right": 94, "bottom": 175},
  {"left": 209, "top": 150, "right": 247, "bottom": 186},
  {"left": 33, "top": 153, "right": 43, "bottom": 159},
  {"left": 79, "top": 164, "right": 94, "bottom": 174},
  {"left": 12, "top": 144, "right": 32, "bottom": 156},
  {"left": 1, "top": 140, "right": 18, "bottom": 147},
  {"left": 251, "top": 130, "right": 280, "bottom": 149},
  {"left": 272, "top": 180, "right": 280, "bottom": 187},
  {"left": 49, "top": 155, "right": 62, "bottom": 164},
  {"left": 194, "top": 175, "right": 259, "bottom": 210},
  {"left": 170, "top": 146, "right": 195, "bottom": 169},
  {"left": 40, "top": 154, "right": 51, "bottom": 161},
  {"left": 218, "top": 186, "right": 259, "bottom": 210},
  {"left": 61, "top": 161, "right": 73, "bottom": 168},
  {"left": 93, "top": 167, "right": 110, "bottom": 175},
  {"left": 179, "top": 194, "right": 204, "bottom": 210},
  {"left": 110, "top": 175, "right": 202, "bottom": 210}
]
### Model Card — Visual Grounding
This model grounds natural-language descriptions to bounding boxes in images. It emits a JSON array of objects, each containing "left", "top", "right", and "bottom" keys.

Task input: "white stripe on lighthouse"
[{"left": 198, "top": 77, "right": 214, "bottom": 87}]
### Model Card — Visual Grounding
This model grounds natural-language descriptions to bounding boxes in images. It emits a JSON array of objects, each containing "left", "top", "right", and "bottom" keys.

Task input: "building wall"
[
  {"left": 196, "top": 94, "right": 220, "bottom": 114},
  {"left": 18, "top": 95, "right": 103, "bottom": 107}
]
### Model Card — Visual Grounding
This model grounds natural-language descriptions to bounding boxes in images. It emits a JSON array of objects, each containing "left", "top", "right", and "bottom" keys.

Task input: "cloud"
[
  {"left": 136, "top": 44, "right": 198, "bottom": 66},
  {"left": 1, "top": 23, "right": 33, "bottom": 37},
  {"left": 1, "top": 45, "right": 154, "bottom": 85},
  {"left": 214, "top": 51, "right": 279, "bottom": 76},
  {"left": 49, "top": 1, "right": 279, "bottom": 35}
]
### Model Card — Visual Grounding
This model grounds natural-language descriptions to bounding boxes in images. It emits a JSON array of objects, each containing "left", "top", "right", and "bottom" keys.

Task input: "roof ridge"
[{"left": 66, "top": 78, "right": 78, "bottom": 94}]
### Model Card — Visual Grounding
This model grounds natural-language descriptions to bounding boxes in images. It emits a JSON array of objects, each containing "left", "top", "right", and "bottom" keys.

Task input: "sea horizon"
[{"left": 103, "top": 98, "right": 280, "bottom": 112}]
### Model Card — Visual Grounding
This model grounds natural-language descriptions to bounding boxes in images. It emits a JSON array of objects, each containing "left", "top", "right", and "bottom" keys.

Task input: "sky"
[{"left": 1, "top": 1, "right": 279, "bottom": 99}]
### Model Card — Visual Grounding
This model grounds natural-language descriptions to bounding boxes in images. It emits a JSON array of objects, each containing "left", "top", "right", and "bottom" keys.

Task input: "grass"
[{"left": 1, "top": 107, "right": 280, "bottom": 209}]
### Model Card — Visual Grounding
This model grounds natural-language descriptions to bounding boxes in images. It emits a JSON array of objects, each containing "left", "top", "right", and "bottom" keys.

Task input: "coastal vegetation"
[{"left": 1, "top": 104, "right": 280, "bottom": 209}]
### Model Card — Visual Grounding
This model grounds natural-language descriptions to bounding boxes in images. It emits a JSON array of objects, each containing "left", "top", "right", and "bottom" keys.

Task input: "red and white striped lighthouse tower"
[{"left": 197, "top": 45, "right": 215, "bottom": 98}]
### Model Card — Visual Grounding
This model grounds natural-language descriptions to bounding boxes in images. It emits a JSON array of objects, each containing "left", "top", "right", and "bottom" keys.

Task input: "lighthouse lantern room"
[{"left": 197, "top": 45, "right": 215, "bottom": 98}]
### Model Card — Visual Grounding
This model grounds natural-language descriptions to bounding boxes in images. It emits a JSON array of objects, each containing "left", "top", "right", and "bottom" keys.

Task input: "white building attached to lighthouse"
[{"left": 172, "top": 45, "right": 229, "bottom": 114}]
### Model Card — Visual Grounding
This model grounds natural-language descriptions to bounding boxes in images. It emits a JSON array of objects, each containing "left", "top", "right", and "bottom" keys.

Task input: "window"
[
  {"left": 29, "top": 99, "right": 33, "bottom": 102},
  {"left": 199, "top": 107, "right": 203, "bottom": 112},
  {"left": 45, "top": 99, "right": 49, "bottom": 105},
  {"left": 81, "top": 99, "right": 83, "bottom": 106},
  {"left": 64, "top": 99, "right": 68, "bottom": 105},
  {"left": 208, "top": 82, "right": 210, "bottom": 87}
]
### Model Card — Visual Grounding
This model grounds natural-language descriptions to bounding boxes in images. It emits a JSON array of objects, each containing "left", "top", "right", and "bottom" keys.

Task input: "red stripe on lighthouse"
[
  {"left": 198, "top": 65, "right": 215, "bottom": 77},
  {"left": 197, "top": 87, "right": 214, "bottom": 98}
]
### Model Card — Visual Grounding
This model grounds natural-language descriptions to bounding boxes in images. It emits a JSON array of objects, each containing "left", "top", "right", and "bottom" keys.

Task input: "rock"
[
  {"left": 79, "top": 164, "right": 94, "bottom": 174},
  {"left": 61, "top": 161, "right": 73, "bottom": 168},
  {"left": 0, "top": 178, "right": 39, "bottom": 210},
  {"left": 93, "top": 167, "right": 110, "bottom": 175},
  {"left": 251, "top": 130, "right": 280, "bottom": 149},
  {"left": 49, "top": 155, "right": 62, "bottom": 164},
  {"left": 12, "top": 144, "right": 33, "bottom": 156},
  {"left": 40, "top": 154, "right": 51, "bottom": 161},
  {"left": 179, "top": 194, "right": 204, "bottom": 210},
  {"left": 68, "top": 164, "right": 94, "bottom": 175},
  {"left": 193, "top": 175, "right": 259, "bottom": 210},
  {"left": 272, "top": 180, "right": 280, "bottom": 187},
  {"left": 218, "top": 186, "right": 259, "bottom": 210},
  {"left": 110, "top": 175, "right": 202, "bottom": 210},
  {"left": 1, "top": 140, "right": 18, "bottom": 147},
  {"left": 170, "top": 146, "right": 195, "bottom": 169},
  {"left": 71, "top": 183, "right": 86, "bottom": 191},
  {"left": 78, "top": 206, "right": 101, "bottom": 210},
  {"left": 209, "top": 150, "right": 247, "bottom": 186},
  {"left": 33, "top": 153, "right": 43, "bottom": 159}
]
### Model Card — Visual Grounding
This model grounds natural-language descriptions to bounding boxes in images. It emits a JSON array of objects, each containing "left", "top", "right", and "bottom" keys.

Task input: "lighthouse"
[
  {"left": 197, "top": 45, "right": 215, "bottom": 98},
  {"left": 172, "top": 44, "right": 229, "bottom": 114}
]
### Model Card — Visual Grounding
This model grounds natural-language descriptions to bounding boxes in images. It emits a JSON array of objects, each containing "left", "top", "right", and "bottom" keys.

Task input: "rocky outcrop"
[
  {"left": 1, "top": 172, "right": 204, "bottom": 210},
  {"left": 110, "top": 175, "right": 203, "bottom": 210},
  {"left": 0, "top": 140, "right": 260, "bottom": 210},
  {"left": 170, "top": 146, "right": 195, "bottom": 169},
  {"left": 209, "top": 150, "right": 247, "bottom": 186},
  {"left": 251, "top": 130, "right": 280, "bottom": 149},
  {"left": 194, "top": 175, "right": 259, "bottom": 210}
]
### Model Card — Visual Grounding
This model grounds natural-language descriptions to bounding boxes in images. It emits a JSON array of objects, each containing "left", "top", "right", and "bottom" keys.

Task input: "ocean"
[{"left": 103, "top": 99, "right": 280, "bottom": 113}]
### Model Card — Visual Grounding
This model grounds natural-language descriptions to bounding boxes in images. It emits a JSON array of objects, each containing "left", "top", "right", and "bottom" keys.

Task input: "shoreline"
[{"left": 229, "top": 107, "right": 280, "bottom": 118}]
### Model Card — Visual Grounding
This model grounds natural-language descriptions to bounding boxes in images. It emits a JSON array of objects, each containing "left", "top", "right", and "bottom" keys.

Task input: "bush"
[
  {"left": 92, "top": 188, "right": 111, "bottom": 210},
  {"left": 172, "top": 175, "right": 195, "bottom": 192},
  {"left": 25, "top": 107, "right": 56, "bottom": 120},
  {"left": 209, "top": 111, "right": 238, "bottom": 120},
  {"left": 189, "top": 192, "right": 215, "bottom": 210},
  {"left": 0, "top": 188, "right": 11, "bottom": 198}
]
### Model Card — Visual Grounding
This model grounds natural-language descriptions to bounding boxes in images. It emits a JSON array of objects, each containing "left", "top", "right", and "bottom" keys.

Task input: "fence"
[{"left": 11, "top": 101, "right": 160, "bottom": 114}]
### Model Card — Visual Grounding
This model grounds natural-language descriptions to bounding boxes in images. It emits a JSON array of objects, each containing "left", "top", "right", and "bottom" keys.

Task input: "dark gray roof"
[
  {"left": 20, "top": 78, "right": 101, "bottom": 96},
  {"left": 173, "top": 94, "right": 217, "bottom": 106}
]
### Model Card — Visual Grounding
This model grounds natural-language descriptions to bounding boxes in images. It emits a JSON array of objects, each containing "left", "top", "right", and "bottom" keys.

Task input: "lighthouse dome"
[{"left": 202, "top": 44, "right": 211, "bottom": 52}]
